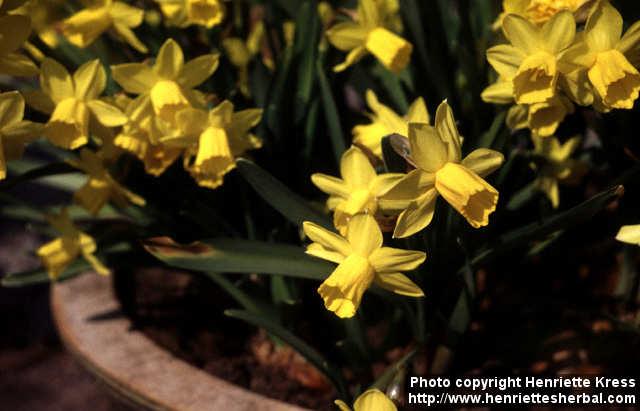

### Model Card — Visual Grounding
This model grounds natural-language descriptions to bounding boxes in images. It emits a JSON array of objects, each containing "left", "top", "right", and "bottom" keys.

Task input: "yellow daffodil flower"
[
  {"left": 493, "top": 0, "right": 591, "bottom": 29},
  {"left": 303, "top": 214, "right": 425, "bottom": 318},
  {"left": 381, "top": 101, "right": 504, "bottom": 238},
  {"left": 113, "top": 95, "right": 182, "bottom": 176},
  {"left": 616, "top": 225, "right": 640, "bottom": 245},
  {"left": 312, "top": 145, "right": 403, "bottom": 235},
  {"left": 155, "top": 0, "right": 225, "bottom": 28},
  {"left": 0, "top": 13, "right": 38, "bottom": 76},
  {"left": 69, "top": 148, "right": 145, "bottom": 215},
  {"left": 485, "top": 11, "right": 576, "bottom": 105},
  {"left": 33, "top": 58, "right": 127, "bottom": 150},
  {"left": 562, "top": 1, "right": 640, "bottom": 110},
  {"left": 335, "top": 389, "right": 397, "bottom": 411},
  {"left": 161, "top": 101, "right": 262, "bottom": 189},
  {"left": 37, "top": 208, "right": 110, "bottom": 280},
  {"left": 353, "top": 90, "right": 429, "bottom": 158},
  {"left": 0, "top": 91, "right": 42, "bottom": 179},
  {"left": 111, "top": 39, "right": 219, "bottom": 124},
  {"left": 222, "top": 22, "right": 265, "bottom": 97},
  {"left": 326, "top": 0, "right": 412, "bottom": 73},
  {"left": 505, "top": 95, "right": 574, "bottom": 137},
  {"left": 13, "top": 0, "right": 64, "bottom": 49},
  {"left": 62, "top": 0, "right": 147, "bottom": 53},
  {"left": 531, "top": 134, "right": 584, "bottom": 208}
]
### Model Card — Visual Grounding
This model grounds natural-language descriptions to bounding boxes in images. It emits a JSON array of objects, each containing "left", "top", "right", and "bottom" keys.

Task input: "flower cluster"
[{"left": 484, "top": 0, "right": 640, "bottom": 137}]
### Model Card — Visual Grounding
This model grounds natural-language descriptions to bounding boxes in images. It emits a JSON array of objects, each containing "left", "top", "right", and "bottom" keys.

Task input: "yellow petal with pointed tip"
[
  {"left": 435, "top": 163, "right": 498, "bottom": 228},
  {"left": 616, "top": 224, "right": 640, "bottom": 245}
]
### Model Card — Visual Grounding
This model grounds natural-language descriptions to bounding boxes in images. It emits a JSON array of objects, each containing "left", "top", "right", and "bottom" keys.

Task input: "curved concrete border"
[{"left": 51, "top": 273, "right": 309, "bottom": 411}]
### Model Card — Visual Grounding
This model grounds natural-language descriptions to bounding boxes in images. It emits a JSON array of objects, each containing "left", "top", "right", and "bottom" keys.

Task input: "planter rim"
[{"left": 51, "top": 273, "right": 311, "bottom": 411}]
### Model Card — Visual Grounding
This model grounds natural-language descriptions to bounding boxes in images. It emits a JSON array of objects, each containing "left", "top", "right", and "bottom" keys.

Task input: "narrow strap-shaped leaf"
[
  {"left": 205, "top": 272, "right": 278, "bottom": 319},
  {"left": 0, "top": 162, "right": 77, "bottom": 191},
  {"left": 317, "top": 59, "right": 346, "bottom": 164},
  {"left": 144, "top": 236, "right": 335, "bottom": 280},
  {"left": 236, "top": 158, "right": 333, "bottom": 229},
  {"left": 2, "top": 259, "right": 90, "bottom": 287},
  {"left": 293, "top": 1, "right": 320, "bottom": 124},
  {"left": 471, "top": 185, "right": 624, "bottom": 267},
  {"left": 225, "top": 309, "right": 348, "bottom": 398}
]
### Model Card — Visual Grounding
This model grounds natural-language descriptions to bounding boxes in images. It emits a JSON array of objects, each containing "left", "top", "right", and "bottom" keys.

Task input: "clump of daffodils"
[{"left": 483, "top": 1, "right": 640, "bottom": 135}]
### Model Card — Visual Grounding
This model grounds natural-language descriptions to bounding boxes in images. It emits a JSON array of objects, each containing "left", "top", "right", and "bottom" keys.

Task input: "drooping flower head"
[
  {"left": 161, "top": 101, "right": 262, "bottom": 189},
  {"left": 62, "top": 0, "right": 148, "bottom": 53},
  {"left": 304, "top": 214, "right": 425, "bottom": 318},
  {"left": 382, "top": 101, "right": 504, "bottom": 238},
  {"left": 111, "top": 39, "right": 219, "bottom": 124},
  {"left": 33, "top": 58, "right": 128, "bottom": 149},
  {"left": 311, "top": 145, "right": 403, "bottom": 235},
  {"left": 37, "top": 208, "right": 110, "bottom": 280},
  {"left": 326, "top": 0, "right": 413, "bottom": 73},
  {"left": 485, "top": 11, "right": 576, "bottom": 105},
  {"left": 531, "top": 134, "right": 584, "bottom": 208},
  {"left": 69, "top": 148, "right": 146, "bottom": 215},
  {"left": 562, "top": 1, "right": 640, "bottom": 110},
  {"left": 155, "top": 0, "right": 225, "bottom": 28}
]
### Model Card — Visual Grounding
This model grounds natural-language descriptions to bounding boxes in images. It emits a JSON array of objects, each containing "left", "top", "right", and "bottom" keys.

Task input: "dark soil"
[{"left": 114, "top": 267, "right": 336, "bottom": 410}]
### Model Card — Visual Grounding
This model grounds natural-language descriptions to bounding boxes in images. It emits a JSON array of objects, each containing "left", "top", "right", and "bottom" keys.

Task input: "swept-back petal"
[
  {"left": 177, "top": 54, "right": 220, "bottom": 88},
  {"left": 616, "top": 224, "right": 640, "bottom": 245},
  {"left": 41, "top": 58, "right": 74, "bottom": 103},
  {"left": 369, "top": 247, "right": 426, "bottom": 272},
  {"left": 374, "top": 273, "right": 424, "bottom": 297},
  {"left": 340, "top": 146, "right": 376, "bottom": 188},
  {"left": 434, "top": 100, "right": 462, "bottom": 163},
  {"left": 408, "top": 123, "right": 448, "bottom": 173},
  {"left": 111, "top": 63, "right": 157, "bottom": 94},
  {"left": 502, "top": 14, "right": 540, "bottom": 55},
  {"left": 486, "top": 44, "right": 525, "bottom": 79},
  {"left": 541, "top": 11, "right": 576, "bottom": 53},
  {"left": 585, "top": 0, "right": 623, "bottom": 53},
  {"left": 303, "top": 221, "right": 351, "bottom": 256},
  {"left": 406, "top": 97, "right": 430, "bottom": 124},
  {"left": 326, "top": 22, "right": 367, "bottom": 51},
  {"left": 461, "top": 149, "right": 504, "bottom": 178},
  {"left": 154, "top": 39, "right": 185, "bottom": 79},
  {"left": 346, "top": 214, "right": 382, "bottom": 257},
  {"left": 392, "top": 188, "right": 438, "bottom": 238},
  {"left": 311, "top": 173, "right": 350, "bottom": 198},
  {"left": 74, "top": 60, "right": 106, "bottom": 101}
]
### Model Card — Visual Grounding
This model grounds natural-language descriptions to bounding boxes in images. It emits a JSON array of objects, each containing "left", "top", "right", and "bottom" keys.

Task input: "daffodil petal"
[
  {"left": 41, "top": 58, "right": 74, "bottom": 104},
  {"left": 461, "top": 148, "right": 504, "bottom": 178},
  {"left": 346, "top": 214, "right": 382, "bottom": 256},
  {"left": 340, "top": 146, "right": 376, "bottom": 188},
  {"left": 369, "top": 247, "right": 426, "bottom": 272},
  {"left": 392, "top": 188, "right": 438, "bottom": 238},
  {"left": 616, "top": 224, "right": 640, "bottom": 245},
  {"left": 311, "top": 173, "right": 350, "bottom": 198},
  {"left": 303, "top": 221, "right": 351, "bottom": 256},
  {"left": 154, "top": 38, "right": 185, "bottom": 79},
  {"left": 408, "top": 122, "right": 447, "bottom": 173},
  {"left": 374, "top": 272, "right": 424, "bottom": 297},
  {"left": 87, "top": 100, "right": 128, "bottom": 127},
  {"left": 111, "top": 63, "right": 158, "bottom": 94},
  {"left": 177, "top": 54, "right": 220, "bottom": 88}
]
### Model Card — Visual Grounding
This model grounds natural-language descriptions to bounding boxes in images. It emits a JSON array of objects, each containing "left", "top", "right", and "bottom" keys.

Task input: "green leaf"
[
  {"left": 317, "top": 59, "right": 347, "bottom": 164},
  {"left": 236, "top": 158, "right": 333, "bottom": 229},
  {"left": 470, "top": 185, "right": 624, "bottom": 267},
  {"left": 265, "top": 47, "right": 294, "bottom": 137},
  {"left": 206, "top": 272, "right": 278, "bottom": 318},
  {"left": 475, "top": 110, "right": 506, "bottom": 149},
  {"left": 144, "top": 237, "right": 335, "bottom": 280},
  {"left": 0, "top": 162, "right": 78, "bottom": 191},
  {"left": 371, "top": 349, "right": 416, "bottom": 390},
  {"left": 506, "top": 181, "right": 538, "bottom": 211},
  {"left": 225, "top": 309, "right": 348, "bottom": 398},
  {"left": 293, "top": 1, "right": 320, "bottom": 124},
  {"left": 372, "top": 63, "right": 409, "bottom": 113},
  {"left": 2, "top": 259, "right": 89, "bottom": 287}
]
